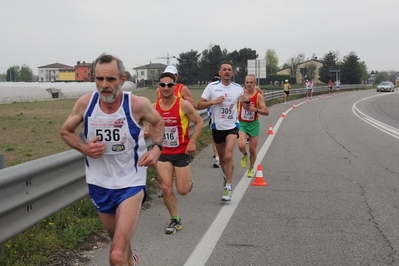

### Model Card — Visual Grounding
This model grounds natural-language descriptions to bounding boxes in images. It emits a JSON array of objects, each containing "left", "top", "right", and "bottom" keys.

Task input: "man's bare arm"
[
  {"left": 181, "top": 85, "right": 197, "bottom": 109},
  {"left": 60, "top": 94, "right": 106, "bottom": 158},
  {"left": 131, "top": 95, "right": 164, "bottom": 167},
  {"left": 182, "top": 100, "right": 204, "bottom": 154}
]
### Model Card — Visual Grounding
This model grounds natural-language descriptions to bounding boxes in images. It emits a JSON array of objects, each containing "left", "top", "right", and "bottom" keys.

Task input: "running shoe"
[
  {"left": 132, "top": 253, "right": 139, "bottom": 266},
  {"left": 213, "top": 160, "right": 220, "bottom": 168},
  {"left": 247, "top": 167, "right": 255, "bottom": 178},
  {"left": 222, "top": 188, "right": 232, "bottom": 201},
  {"left": 165, "top": 218, "right": 182, "bottom": 234},
  {"left": 241, "top": 154, "right": 248, "bottom": 168}
]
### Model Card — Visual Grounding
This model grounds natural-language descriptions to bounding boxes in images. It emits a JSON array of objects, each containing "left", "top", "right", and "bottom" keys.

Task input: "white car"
[{"left": 377, "top": 81, "right": 395, "bottom": 92}]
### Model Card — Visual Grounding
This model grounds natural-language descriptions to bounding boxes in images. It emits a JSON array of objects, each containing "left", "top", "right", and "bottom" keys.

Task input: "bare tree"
[
  {"left": 334, "top": 50, "right": 342, "bottom": 63},
  {"left": 286, "top": 53, "right": 304, "bottom": 84},
  {"left": 306, "top": 62, "right": 317, "bottom": 81}
]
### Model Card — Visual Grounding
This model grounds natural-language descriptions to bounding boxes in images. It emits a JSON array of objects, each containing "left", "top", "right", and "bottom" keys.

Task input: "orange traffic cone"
[
  {"left": 345, "top": 91, "right": 348, "bottom": 94},
  {"left": 318, "top": 95, "right": 322, "bottom": 99},
  {"left": 306, "top": 98, "right": 310, "bottom": 102},
  {"left": 332, "top": 93, "right": 336, "bottom": 96},
  {"left": 358, "top": 89, "right": 361, "bottom": 92},
  {"left": 281, "top": 111, "right": 286, "bottom": 118},
  {"left": 251, "top": 165, "right": 267, "bottom": 186},
  {"left": 267, "top": 124, "right": 274, "bottom": 134},
  {"left": 292, "top": 104, "right": 297, "bottom": 108}
]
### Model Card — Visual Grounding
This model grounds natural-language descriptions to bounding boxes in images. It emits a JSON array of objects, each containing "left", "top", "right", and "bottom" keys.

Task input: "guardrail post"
[{"left": 0, "top": 154, "right": 4, "bottom": 258}]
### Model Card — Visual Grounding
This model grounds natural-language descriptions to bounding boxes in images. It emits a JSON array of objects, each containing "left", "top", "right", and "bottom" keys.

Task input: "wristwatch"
[{"left": 151, "top": 142, "right": 164, "bottom": 151}]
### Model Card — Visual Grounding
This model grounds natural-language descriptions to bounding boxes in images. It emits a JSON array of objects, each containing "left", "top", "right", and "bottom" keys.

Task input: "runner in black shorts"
[{"left": 212, "top": 127, "right": 239, "bottom": 144}]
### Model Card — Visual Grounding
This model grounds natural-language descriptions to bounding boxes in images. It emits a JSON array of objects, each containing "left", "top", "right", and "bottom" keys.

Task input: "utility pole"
[{"left": 157, "top": 53, "right": 176, "bottom": 65}]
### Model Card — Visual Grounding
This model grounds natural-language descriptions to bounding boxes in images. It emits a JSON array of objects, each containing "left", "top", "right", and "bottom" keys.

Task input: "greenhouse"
[{"left": 0, "top": 81, "right": 136, "bottom": 104}]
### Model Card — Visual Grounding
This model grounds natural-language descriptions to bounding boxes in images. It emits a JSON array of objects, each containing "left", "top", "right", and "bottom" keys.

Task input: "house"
[
  {"left": 278, "top": 59, "right": 323, "bottom": 84},
  {"left": 38, "top": 63, "right": 73, "bottom": 82},
  {"left": 58, "top": 67, "right": 75, "bottom": 81},
  {"left": 133, "top": 63, "right": 167, "bottom": 83},
  {"left": 75, "top": 61, "right": 93, "bottom": 82}
]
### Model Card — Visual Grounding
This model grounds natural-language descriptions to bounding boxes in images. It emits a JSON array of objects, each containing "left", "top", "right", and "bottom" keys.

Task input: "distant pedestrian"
[
  {"left": 305, "top": 80, "right": 313, "bottom": 99},
  {"left": 335, "top": 80, "right": 341, "bottom": 93},
  {"left": 328, "top": 80, "right": 333, "bottom": 93},
  {"left": 282, "top": 79, "right": 291, "bottom": 104}
]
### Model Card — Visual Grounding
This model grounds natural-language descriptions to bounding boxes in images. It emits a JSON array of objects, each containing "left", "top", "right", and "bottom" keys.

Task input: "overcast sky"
[{"left": 1, "top": 0, "right": 397, "bottom": 76}]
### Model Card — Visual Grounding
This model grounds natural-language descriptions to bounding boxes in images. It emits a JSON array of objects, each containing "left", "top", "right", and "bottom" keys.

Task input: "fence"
[{"left": 0, "top": 84, "right": 365, "bottom": 248}]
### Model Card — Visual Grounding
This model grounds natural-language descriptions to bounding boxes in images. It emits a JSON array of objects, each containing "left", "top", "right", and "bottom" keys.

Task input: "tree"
[
  {"left": 265, "top": 49, "right": 279, "bottom": 74},
  {"left": 319, "top": 51, "right": 337, "bottom": 83},
  {"left": 281, "top": 63, "right": 290, "bottom": 70},
  {"left": 176, "top": 49, "right": 200, "bottom": 85},
  {"left": 286, "top": 53, "right": 304, "bottom": 84},
  {"left": 198, "top": 44, "right": 229, "bottom": 82},
  {"left": 306, "top": 62, "right": 317, "bottom": 82},
  {"left": 358, "top": 61, "right": 369, "bottom": 83},
  {"left": 341, "top": 51, "right": 362, "bottom": 84},
  {"left": 228, "top": 48, "right": 258, "bottom": 84},
  {"left": 6, "top": 65, "right": 35, "bottom": 82},
  {"left": 20, "top": 64, "right": 34, "bottom": 82},
  {"left": 124, "top": 70, "right": 133, "bottom": 82},
  {"left": 6, "top": 66, "right": 20, "bottom": 82},
  {"left": 375, "top": 70, "right": 397, "bottom": 83},
  {"left": 375, "top": 71, "right": 387, "bottom": 83}
]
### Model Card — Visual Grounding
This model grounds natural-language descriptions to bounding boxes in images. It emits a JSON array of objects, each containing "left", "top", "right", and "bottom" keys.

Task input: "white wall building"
[{"left": 37, "top": 63, "right": 72, "bottom": 82}]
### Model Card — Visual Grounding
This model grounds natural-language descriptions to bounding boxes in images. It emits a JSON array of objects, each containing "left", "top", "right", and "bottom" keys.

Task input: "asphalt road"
[{"left": 87, "top": 89, "right": 399, "bottom": 266}]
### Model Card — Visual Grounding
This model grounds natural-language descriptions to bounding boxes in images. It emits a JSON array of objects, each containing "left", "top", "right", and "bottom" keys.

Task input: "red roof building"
[{"left": 75, "top": 61, "right": 93, "bottom": 82}]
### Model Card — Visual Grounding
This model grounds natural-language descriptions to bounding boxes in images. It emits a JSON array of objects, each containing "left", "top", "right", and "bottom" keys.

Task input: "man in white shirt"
[{"left": 197, "top": 62, "right": 247, "bottom": 201}]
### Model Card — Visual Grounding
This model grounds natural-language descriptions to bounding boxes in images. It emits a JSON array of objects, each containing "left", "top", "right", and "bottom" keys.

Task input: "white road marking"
[{"left": 352, "top": 93, "right": 399, "bottom": 140}]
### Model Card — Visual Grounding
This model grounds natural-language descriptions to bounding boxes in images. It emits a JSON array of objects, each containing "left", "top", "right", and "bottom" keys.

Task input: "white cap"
[
  {"left": 163, "top": 65, "right": 178, "bottom": 74},
  {"left": 285, "top": 79, "right": 288, "bottom": 82}
]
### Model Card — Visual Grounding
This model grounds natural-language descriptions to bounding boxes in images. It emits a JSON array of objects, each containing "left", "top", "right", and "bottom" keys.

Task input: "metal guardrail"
[
  {"left": 0, "top": 84, "right": 364, "bottom": 245},
  {"left": 262, "top": 84, "right": 365, "bottom": 101}
]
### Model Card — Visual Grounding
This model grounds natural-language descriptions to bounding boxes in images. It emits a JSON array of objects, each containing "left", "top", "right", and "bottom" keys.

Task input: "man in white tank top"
[
  {"left": 198, "top": 61, "right": 247, "bottom": 202},
  {"left": 60, "top": 53, "right": 164, "bottom": 266}
]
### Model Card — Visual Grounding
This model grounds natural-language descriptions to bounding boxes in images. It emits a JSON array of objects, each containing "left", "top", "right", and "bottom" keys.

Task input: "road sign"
[{"left": 247, "top": 59, "right": 266, "bottom": 85}]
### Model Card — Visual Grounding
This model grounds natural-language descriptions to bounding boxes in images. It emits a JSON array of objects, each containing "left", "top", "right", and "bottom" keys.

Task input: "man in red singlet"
[{"left": 152, "top": 72, "right": 203, "bottom": 234}]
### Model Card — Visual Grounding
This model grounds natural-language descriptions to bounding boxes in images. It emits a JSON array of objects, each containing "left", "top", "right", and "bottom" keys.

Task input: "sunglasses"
[{"left": 158, "top": 82, "right": 175, "bottom": 88}]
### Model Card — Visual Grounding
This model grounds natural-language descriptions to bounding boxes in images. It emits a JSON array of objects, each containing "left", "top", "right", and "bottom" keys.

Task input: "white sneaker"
[{"left": 222, "top": 188, "right": 232, "bottom": 201}]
